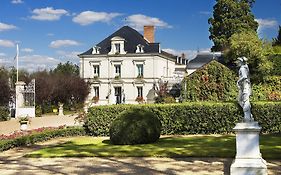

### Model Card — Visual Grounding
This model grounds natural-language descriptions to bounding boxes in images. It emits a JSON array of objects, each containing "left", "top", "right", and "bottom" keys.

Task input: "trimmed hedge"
[
  {"left": 0, "top": 127, "right": 86, "bottom": 152},
  {"left": 0, "top": 106, "right": 9, "bottom": 121},
  {"left": 84, "top": 102, "right": 281, "bottom": 136}
]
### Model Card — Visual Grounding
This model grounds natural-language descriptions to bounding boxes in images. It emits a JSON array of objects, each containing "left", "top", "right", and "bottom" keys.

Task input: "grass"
[{"left": 25, "top": 134, "right": 281, "bottom": 159}]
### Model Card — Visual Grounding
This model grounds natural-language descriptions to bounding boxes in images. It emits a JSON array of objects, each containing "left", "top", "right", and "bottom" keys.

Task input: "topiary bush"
[{"left": 109, "top": 108, "right": 161, "bottom": 145}]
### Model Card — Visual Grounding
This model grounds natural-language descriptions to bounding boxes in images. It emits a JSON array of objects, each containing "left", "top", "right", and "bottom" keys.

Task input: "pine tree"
[{"left": 208, "top": 0, "right": 258, "bottom": 52}]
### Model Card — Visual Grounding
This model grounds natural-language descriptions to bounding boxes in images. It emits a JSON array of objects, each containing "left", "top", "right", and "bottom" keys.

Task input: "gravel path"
[{"left": 0, "top": 138, "right": 280, "bottom": 175}]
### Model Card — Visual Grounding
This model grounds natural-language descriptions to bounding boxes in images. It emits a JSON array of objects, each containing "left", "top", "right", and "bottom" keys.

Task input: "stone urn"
[
  {"left": 20, "top": 121, "right": 28, "bottom": 131},
  {"left": 58, "top": 103, "right": 64, "bottom": 116}
]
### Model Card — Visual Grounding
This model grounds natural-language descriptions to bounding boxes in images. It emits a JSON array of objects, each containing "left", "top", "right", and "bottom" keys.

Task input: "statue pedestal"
[{"left": 230, "top": 122, "right": 267, "bottom": 175}]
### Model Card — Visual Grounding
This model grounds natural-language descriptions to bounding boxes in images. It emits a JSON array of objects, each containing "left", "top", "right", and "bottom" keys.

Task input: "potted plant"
[
  {"left": 135, "top": 96, "right": 144, "bottom": 103},
  {"left": 114, "top": 75, "right": 120, "bottom": 80},
  {"left": 137, "top": 75, "right": 143, "bottom": 79},
  {"left": 18, "top": 115, "right": 31, "bottom": 131}
]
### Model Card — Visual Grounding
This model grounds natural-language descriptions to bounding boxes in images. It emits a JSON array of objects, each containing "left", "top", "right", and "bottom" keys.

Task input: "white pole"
[{"left": 16, "top": 44, "right": 19, "bottom": 82}]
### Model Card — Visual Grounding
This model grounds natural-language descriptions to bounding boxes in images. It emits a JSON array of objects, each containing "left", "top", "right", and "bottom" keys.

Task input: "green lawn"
[{"left": 25, "top": 134, "right": 281, "bottom": 159}]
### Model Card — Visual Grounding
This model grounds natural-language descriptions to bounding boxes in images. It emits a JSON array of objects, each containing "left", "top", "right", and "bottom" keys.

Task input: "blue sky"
[{"left": 0, "top": 0, "right": 280, "bottom": 71}]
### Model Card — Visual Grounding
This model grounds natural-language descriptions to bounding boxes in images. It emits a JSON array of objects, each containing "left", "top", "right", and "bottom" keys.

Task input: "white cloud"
[
  {"left": 56, "top": 50, "right": 81, "bottom": 59},
  {"left": 255, "top": 18, "right": 278, "bottom": 33},
  {"left": 19, "top": 54, "right": 60, "bottom": 72},
  {"left": 0, "top": 39, "right": 15, "bottom": 47},
  {"left": 31, "top": 7, "right": 68, "bottom": 21},
  {"left": 73, "top": 11, "right": 122, "bottom": 25},
  {"left": 21, "top": 48, "right": 34, "bottom": 53},
  {"left": 162, "top": 48, "right": 198, "bottom": 61},
  {"left": 49, "top": 40, "right": 80, "bottom": 48},
  {"left": 0, "top": 22, "right": 17, "bottom": 32},
  {"left": 126, "top": 14, "right": 172, "bottom": 31},
  {"left": 11, "top": 0, "right": 23, "bottom": 4},
  {"left": 0, "top": 53, "right": 6, "bottom": 56}
]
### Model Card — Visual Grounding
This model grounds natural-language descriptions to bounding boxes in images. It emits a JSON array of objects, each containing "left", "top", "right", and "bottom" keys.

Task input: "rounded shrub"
[{"left": 109, "top": 108, "right": 161, "bottom": 145}]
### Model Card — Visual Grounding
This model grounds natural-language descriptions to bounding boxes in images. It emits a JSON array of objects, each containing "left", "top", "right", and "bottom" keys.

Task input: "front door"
[{"left": 114, "top": 87, "right": 122, "bottom": 104}]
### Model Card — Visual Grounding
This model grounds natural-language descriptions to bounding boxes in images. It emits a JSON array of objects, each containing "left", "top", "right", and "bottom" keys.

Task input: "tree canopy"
[
  {"left": 51, "top": 61, "right": 79, "bottom": 76},
  {"left": 229, "top": 30, "right": 273, "bottom": 81},
  {"left": 208, "top": 0, "right": 258, "bottom": 52}
]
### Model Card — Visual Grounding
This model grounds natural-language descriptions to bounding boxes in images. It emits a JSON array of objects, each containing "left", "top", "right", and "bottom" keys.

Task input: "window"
[
  {"left": 93, "top": 65, "right": 99, "bottom": 77},
  {"left": 136, "top": 64, "right": 143, "bottom": 77},
  {"left": 93, "top": 86, "right": 99, "bottom": 97},
  {"left": 137, "top": 86, "right": 143, "bottom": 97},
  {"left": 115, "top": 65, "right": 121, "bottom": 77},
  {"left": 115, "top": 43, "right": 120, "bottom": 53}
]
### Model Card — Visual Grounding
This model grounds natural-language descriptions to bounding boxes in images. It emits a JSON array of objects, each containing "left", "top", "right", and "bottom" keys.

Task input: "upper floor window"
[
  {"left": 115, "top": 65, "right": 121, "bottom": 78},
  {"left": 136, "top": 64, "right": 143, "bottom": 78},
  {"left": 93, "top": 65, "right": 99, "bottom": 77}
]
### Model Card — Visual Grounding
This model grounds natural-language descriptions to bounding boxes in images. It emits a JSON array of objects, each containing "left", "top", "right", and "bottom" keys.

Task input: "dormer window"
[
  {"left": 92, "top": 46, "right": 100, "bottom": 54},
  {"left": 136, "top": 44, "right": 144, "bottom": 53},
  {"left": 115, "top": 43, "right": 120, "bottom": 54},
  {"left": 109, "top": 36, "right": 126, "bottom": 55}
]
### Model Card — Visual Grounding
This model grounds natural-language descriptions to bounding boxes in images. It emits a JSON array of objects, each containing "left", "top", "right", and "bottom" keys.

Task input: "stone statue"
[{"left": 236, "top": 57, "right": 254, "bottom": 122}]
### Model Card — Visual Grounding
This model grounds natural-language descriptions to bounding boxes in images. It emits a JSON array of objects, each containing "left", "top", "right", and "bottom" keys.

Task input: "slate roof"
[
  {"left": 187, "top": 52, "right": 222, "bottom": 69},
  {"left": 79, "top": 26, "right": 177, "bottom": 60},
  {"left": 80, "top": 26, "right": 157, "bottom": 55}
]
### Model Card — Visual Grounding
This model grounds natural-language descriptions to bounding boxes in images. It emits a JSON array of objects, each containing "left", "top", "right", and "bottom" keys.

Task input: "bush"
[
  {"left": 0, "top": 106, "right": 10, "bottom": 121},
  {"left": 35, "top": 105, "right": 42, "bottom": 117},
  {"left": 0, "top": 127, "right": 86, "bottom": 152},
  {"left": 109, "top": 108, "right": 161, "bottom": 145},
  {"left": 84, "top": 102, "right": 281, "bottom": 136},
  {"left": 182, "top": 60, "right": 237, "bottom": 102}
]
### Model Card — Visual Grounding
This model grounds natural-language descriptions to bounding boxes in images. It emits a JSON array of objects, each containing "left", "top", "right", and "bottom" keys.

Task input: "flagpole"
[{"left": 16, "top": 44, "right": 19, "bottom": 82}]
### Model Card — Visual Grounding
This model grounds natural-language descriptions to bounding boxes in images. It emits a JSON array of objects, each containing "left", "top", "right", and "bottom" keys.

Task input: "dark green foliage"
[
  {"left": 208, "top": 0, "right": 258, "bottom": 52},
  {"left": 273, "top": 25, "right": 281, "bottom": 46},
  {"left": 0, "top": 127, "right": 86, "bottom": 152},
  {"left": 252, "top": 76, "right": 281, "bottom": 101},
  {"left": 270, "top": 54, "right": 281, "bottom": 75},
  {"left": 183, "top": 60, "right": 237, "bottom": 101},
  {"left": 35, "top": 105, "right": 42, "bottom": 117},
  {"left": 110, "top": 108, "right": 161, "bottom": 145},
  {"left": 84, "top": 102, "right": 281, "bottom": 136},
  {"left": 0, "top": 67, "right": 11, "bottom": 106},
  {"left": 0, "top": 106, "right": 10, "bottom": 121},
  {"left": 51, "top": 61, "right": 79, "bottom": 76}
]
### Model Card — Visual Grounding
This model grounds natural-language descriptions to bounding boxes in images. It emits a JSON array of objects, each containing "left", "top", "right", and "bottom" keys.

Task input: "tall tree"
[
  {"left": 208, "top": 0, "right": 258, "bottom": 52},
  {"left": 52, "top": 61, "right": 79, "bottom": 76},
  {"left": 273, "top": 25, "right": 281, "bottom": 46},
  {"left": 229, "top": 30, "right": 273, "bottom": 81},
  {"left": 0, "top": 67, "right": 11, "bottom": 106}
]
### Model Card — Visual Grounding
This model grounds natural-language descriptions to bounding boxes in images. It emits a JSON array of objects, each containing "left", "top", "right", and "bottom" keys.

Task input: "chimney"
[{"left": 144, "top": 26, "right": 155, "bottom": 43}]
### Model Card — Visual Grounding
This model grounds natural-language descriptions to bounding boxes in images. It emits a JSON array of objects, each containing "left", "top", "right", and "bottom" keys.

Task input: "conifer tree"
[
  {"left": 273, "top": 25, "right": 281, "bottom": 46},
  {"left": 208, "top": 0, "right": 258, "bottom": 52}
]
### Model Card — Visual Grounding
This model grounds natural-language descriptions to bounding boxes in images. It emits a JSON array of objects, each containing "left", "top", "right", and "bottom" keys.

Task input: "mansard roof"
[
  {"left": 187, "top": 52, "right": 222, "bottom": 69},
  {"left": 79, "top": 26, "right": 176, "bottom": 60}
]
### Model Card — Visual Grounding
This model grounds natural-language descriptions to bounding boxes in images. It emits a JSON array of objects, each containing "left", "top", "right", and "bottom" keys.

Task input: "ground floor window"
[{"left": 137, "top": 86, "right": 143, "bottom": 97}]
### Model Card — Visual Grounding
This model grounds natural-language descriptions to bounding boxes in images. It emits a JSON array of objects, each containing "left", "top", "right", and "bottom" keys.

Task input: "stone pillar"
[
  {"left": 230, "top": 122, "right": 267, "bottom": 175},
  {"left": 58, "top": 103, "right": 64, "bottom": 116},
  {"left": 15, "top": 81, "right": 26, "bottom": 118}
]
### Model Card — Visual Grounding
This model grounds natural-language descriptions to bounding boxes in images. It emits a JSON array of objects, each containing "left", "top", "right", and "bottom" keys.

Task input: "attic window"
[
  {"left": 136, "top": 44, "right": 144, "bottom": 53},
  {"left": 115, "top": 43, "right": 120, "bottom": 54},
  {"left": 92, "top": 46, "right": 100, "bottom": 54},
  {"left": 109, "top": 36, "right": 126, "bottom": 55}
]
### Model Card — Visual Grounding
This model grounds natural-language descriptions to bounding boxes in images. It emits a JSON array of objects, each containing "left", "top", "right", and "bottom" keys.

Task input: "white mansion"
[{"left": 78, "top": 26, "right": 187, "bottom": 105}]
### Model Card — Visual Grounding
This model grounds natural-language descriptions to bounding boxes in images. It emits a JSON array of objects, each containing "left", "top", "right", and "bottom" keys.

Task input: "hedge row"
[
  {"left": 84, "top": 102, "right": 281, "bottom": 136},
  {"left": 0, "top": 106, "right": 9, "bottom": 121},
  {"left": 0, "top": 127, "right": 86, "bottom": 152}
]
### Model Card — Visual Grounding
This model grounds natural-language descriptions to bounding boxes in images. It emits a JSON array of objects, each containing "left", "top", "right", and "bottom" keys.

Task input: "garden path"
[
  {"left": 0, "top": 114, "right": 81, "bottom": 135},
  {"left": 0, "top": 138, "right": 280, "bottom": 175}
]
